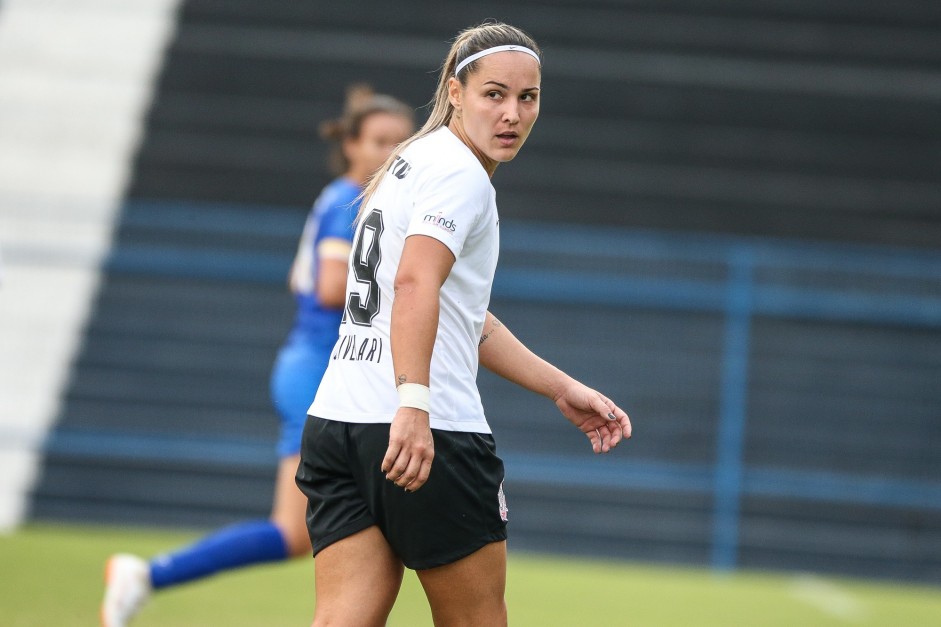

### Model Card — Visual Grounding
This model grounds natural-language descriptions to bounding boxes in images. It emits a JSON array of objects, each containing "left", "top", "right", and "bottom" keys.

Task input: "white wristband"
[{"left": 397, "top": 383, "right": 430, "bottom": 413}]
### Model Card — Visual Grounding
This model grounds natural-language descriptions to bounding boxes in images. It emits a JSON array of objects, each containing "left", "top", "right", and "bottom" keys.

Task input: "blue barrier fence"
[
  {"left": 57, "top": 199, "right": 941, "bottom": 570},
  {"left": 497, "top": 221, "right": 941, "bottom": 570}
]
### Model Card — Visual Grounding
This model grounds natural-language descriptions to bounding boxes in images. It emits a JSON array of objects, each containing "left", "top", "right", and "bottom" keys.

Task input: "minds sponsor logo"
[{"left": 424, "top": 212, "right": 457, "bottom": 233}]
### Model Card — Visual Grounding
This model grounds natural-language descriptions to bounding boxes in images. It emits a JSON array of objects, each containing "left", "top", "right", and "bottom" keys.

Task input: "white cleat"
[{"left": 101, "top": 554, "right": 152, "bottom": 627}]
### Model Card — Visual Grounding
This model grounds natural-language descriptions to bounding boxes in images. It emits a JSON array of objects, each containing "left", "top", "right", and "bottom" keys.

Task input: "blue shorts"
[{"left": 269, "top": 338, "right": 332, "bottom": 458}]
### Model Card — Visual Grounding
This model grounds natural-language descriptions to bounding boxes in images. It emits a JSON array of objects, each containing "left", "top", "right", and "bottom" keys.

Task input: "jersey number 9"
[{"left": 345, "top": 209, "right": 384, "bottom": 326}]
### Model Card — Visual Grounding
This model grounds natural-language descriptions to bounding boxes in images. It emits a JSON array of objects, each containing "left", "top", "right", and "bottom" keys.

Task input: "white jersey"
[{"left": 309, "top": 127, "right": 500, "bottom": 433}]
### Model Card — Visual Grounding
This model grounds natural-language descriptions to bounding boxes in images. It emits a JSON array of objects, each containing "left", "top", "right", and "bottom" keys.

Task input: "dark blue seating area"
[{"left": 30, "top": 1, "right": 941, "bottom": 582}]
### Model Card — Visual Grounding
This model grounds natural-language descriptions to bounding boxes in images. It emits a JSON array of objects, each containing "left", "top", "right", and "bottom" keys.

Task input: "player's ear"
[{"left": 447, "top": 76, "right": 462, "bottom": 110}]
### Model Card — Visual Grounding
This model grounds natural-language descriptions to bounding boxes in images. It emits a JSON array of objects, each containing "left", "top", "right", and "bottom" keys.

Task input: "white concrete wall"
[{"left": 0, "top": 0, "right": 180, "bottom": 531}]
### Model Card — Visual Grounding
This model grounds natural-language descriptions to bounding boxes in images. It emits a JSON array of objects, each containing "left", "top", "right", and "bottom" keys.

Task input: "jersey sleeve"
[
  {"left": 316, "top": 190, "right": 360, "bottom": 245},
  {"left": 405, "top": 165, "right": 490, "bottom": 258}
]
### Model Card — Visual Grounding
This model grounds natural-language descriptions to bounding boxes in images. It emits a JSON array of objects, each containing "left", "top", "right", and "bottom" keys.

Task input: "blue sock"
[{"left": 149, "top": 520, "right": 289, "bottom": 589}]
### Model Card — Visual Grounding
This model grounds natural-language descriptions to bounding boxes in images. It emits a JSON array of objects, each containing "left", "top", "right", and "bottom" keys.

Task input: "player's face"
[
  {"left": 448, "top": 52, "right": 541, "bottom": 174},
  {"left": 345, "top": 111, "right": 414, "bottom": 180}
]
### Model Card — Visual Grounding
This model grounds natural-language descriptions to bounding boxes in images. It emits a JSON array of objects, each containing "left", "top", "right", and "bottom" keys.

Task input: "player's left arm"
[{"left": 478, "top": 311, "right": 632, "bottom": 453}]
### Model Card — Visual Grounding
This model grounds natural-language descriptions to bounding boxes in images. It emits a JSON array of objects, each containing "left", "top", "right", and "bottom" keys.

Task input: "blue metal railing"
[
  {"left": 81, "top": 200, "right": 941, "bottom": 569},
  {"left": 495, "top": 221, "right": 941, "bottom": 569}
]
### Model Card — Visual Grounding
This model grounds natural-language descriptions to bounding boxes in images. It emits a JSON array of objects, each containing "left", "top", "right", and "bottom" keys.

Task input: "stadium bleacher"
[{"left": 28, "top": 1, "right": 941, "bottom": 582}]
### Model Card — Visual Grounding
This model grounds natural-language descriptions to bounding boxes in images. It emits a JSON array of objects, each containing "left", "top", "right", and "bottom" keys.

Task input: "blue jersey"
[
  {"left": 288, "top": 177, "right": 361, "bottom": 345},
  {"left": 272, "top": 178, "right": 361, "bottom": 457}
]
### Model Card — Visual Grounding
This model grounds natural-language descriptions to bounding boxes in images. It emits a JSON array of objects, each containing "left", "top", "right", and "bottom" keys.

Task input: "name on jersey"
[
  {"left": 331, "top": 333, "right": 383, "bottom": 364},
  {"left": 389, "top": 155, "right": 411, "bottom": 180}
]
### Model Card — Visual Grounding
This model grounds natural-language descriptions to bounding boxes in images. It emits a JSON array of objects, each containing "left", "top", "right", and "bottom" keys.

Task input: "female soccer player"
[
  {"left": 296, "top": 22, "right": 632, "bottom": 627},
  {"left": 101, "top": 86, "right": 414, "bottom": 627}
]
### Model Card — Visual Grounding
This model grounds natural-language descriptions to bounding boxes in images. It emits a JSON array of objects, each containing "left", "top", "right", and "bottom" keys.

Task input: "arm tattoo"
[
  {"left": 397, "top": 374, "right": 407, "bottom": 386},
  {"left": 478, "top": 318, "right": 502, "bottom": 347}
]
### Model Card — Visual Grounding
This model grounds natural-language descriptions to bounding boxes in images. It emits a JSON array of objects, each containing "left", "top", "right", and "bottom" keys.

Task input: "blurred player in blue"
[{"left": 101, "top": 85, "right": 414, "bottom": 627}]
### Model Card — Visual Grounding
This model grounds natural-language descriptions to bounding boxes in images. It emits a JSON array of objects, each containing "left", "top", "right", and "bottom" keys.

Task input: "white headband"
[{"left": 454, "top": 44, "right": 541, "bottom": 76}]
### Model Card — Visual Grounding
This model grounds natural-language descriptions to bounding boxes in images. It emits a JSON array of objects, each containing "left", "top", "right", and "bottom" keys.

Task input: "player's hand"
[
  {"left": 553, "top": 379, "right": 632, "bottom": 453},
  {"left": 382, "top": 407, "right": 435, "bottom": 491}
]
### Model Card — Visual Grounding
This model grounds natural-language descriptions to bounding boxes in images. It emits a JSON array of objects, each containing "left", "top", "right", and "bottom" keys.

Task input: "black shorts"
[{"left": 295, "top": 415, "right": 508, "bottom": 570}]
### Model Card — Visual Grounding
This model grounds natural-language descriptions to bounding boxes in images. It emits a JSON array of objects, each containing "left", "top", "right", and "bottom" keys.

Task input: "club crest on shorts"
[{"left": 497, "top": 481, "right": 508, "bottom": 522}]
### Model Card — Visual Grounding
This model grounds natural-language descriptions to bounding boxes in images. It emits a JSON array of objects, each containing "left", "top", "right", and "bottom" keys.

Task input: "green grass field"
[{"left": 2, "top": 523, "right": 939, "bottom": 626}]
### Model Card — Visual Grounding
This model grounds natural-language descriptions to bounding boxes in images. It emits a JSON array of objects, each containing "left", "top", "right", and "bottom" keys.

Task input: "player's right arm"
[{"left": 381, "top": 234, "right": 455, "bottom": 491}]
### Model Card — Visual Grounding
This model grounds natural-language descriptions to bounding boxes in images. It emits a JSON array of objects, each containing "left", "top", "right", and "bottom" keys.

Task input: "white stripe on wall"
[{"left": 0, "top": 0, "right": 181, "bottom": 531}]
